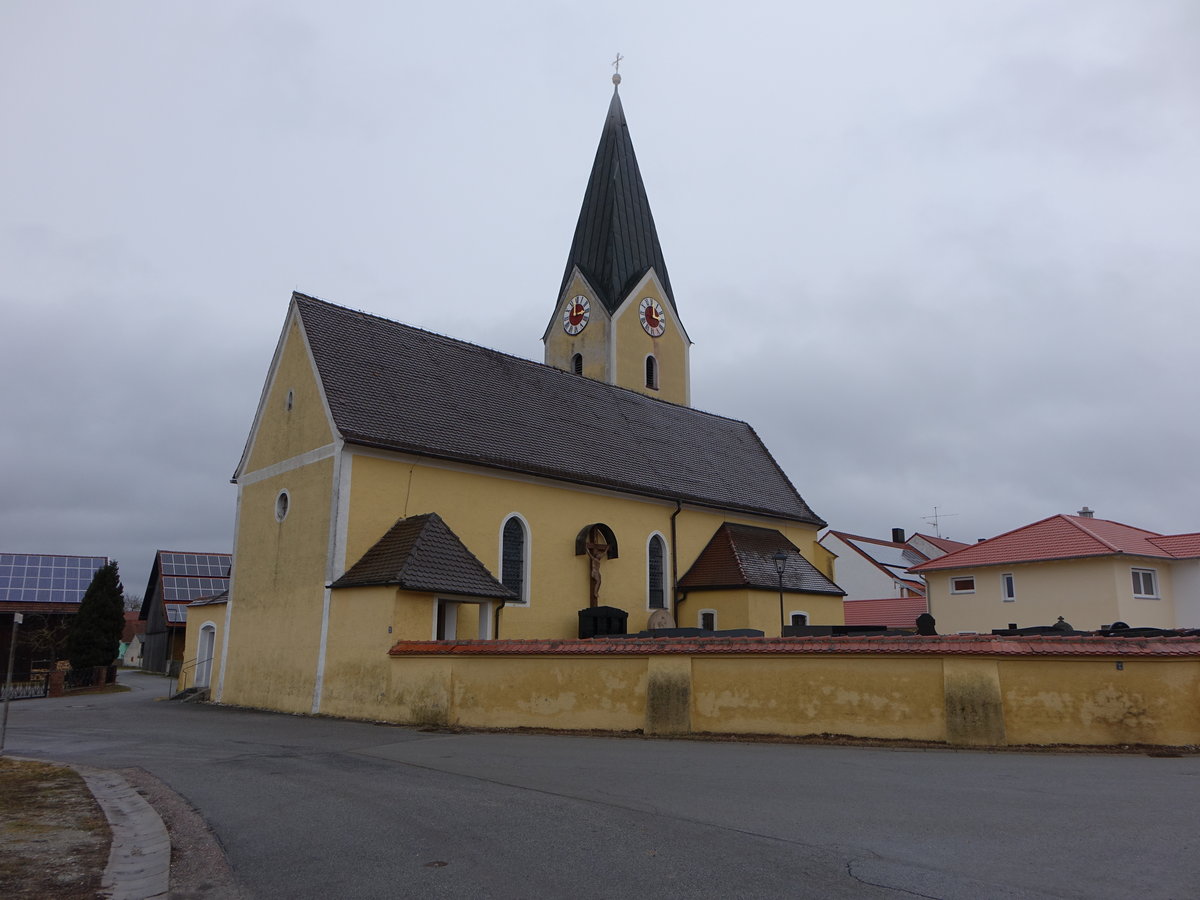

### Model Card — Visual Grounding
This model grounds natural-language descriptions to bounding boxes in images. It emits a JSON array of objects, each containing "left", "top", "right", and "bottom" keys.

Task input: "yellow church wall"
[
  {"left": 612, "top": 276, "right": 688, "bottom": 405},
  {"left": 998, "top": 658, "right": 1200, "bottom": 747},
  {"left": 543, "top": 273, "right": 611, "bottom": 382},
  {"left": 690, "top": 656, "right": 946, "bottom": 740},
  {"left": 220, "top": 457, "right": 334, "bottom": 714},
  {"left": 317, "top": 585, "right": 398, "bottom": 718},
  {"left": 245, "top": 318, "right": 335, "bottom": 474},
  {"left": 345, "top": 450, "right": 830, "bottom": 640}
]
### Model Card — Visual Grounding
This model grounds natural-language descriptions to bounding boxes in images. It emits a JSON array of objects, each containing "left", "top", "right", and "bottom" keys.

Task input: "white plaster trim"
[
  {"left": 646, "top": 531, "right": 670, "bottom": 611},
  {"left": 196, "top": 622, "right": 217, "bottom": 687},
  {"left": 788, "top": 610, "right": 811, "bottom": 626},
  {"left": 312, "top": 440, "right": 347, "bottom": 715},
  {"left": 239, "top": 442, "right": 338, "bottom": 486},
  {"left": 215, "top": 484, "right": 243, "bottom": 702},
  {"left": 331, "top": 442, "right": 352, "bottom": 581},
  {"left": 498, "top": 512, "right": 532, "bottom": 605},
  {"left": 697, "top": 608, "right": 718, "bottom": 630},
  {"left": 311, "top": 587, "right": 333, "bottom": 715}
]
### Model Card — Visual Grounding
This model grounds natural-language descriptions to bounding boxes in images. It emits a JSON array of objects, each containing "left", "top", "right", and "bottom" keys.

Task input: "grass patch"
[{"left": 0, "top": 758, "right": 109, "bottom": 899}]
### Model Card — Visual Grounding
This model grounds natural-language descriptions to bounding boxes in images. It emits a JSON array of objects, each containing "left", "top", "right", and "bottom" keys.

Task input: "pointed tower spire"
[{"left": 558, "top": 73, "right": 676, "bottom": 316}]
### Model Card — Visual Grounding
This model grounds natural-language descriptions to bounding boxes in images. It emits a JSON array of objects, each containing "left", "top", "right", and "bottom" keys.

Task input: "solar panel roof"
[
  {"left": 162, "top": 576, "right": 228, "bottom": 602},
  {"left": 160, "top": 553, "right": 230, "bottom": 577},
  {"left": 164, "top": 603, "right": 188, "bottom": 623},
  {"left": 0, "top": 554, "right": 107, "bottom": 604}
]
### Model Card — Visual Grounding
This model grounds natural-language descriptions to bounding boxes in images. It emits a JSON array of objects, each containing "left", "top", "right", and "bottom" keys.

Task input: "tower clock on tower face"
[
  {"left": 639, "top": 297, "right": 665, "bottom": 337},
  {"left": 563, "top": 295, "right": 591, "bottom": 335}
]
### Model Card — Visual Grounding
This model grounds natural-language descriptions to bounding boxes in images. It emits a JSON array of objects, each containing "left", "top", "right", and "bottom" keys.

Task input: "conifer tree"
[{"left": 67, "top": 561, "right": 126, "bottom": 669}]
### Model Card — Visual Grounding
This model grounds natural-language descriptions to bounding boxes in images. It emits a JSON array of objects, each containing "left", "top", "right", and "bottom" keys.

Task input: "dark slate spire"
[{"left": 559, "top": 84, "right": 676, "bottom": 315}]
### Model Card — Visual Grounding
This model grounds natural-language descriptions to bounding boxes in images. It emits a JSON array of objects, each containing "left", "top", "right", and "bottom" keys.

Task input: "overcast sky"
[{"left": 2, "top": 1, "right": 1197, "bottom": 595}]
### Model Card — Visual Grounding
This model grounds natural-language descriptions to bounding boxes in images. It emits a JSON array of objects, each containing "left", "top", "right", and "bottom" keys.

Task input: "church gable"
[{"left": 238, "top": 306, "right": 337, "bottom": 478}]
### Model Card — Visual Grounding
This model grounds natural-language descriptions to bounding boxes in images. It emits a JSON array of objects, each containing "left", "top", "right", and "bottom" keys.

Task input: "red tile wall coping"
[{"left": 389, "top": 634, "right": 1200, "bottom": 658}]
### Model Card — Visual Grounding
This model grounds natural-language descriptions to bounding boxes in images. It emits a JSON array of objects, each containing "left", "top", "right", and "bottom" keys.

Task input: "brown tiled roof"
[
  {"left": 679, "top": 523, "right": 843, "bottom": 595},
  {"left": 390, "top": 634, "right": 1200, "bottom": 658},
  {"left": 911, "top": 514, "right": 1180, "bottom": 572},
  {"left": 911, "top": 533, "right": 970, "bottom": 554},
  {"left": 294, "top": 294, "right": 824, "bottom": 525},
  {"left": 331, "top": 513, "right": 515, "bottom": 600}
]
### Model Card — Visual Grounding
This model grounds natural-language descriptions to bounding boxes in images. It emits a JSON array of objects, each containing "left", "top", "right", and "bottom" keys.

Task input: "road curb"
[{"left": 76, "top": 766, "right": 170, "bottom": 900}]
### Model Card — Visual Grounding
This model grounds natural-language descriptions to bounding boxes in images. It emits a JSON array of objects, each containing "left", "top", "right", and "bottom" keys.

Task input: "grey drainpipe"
[
  {"left": 670, "top": 501, "right": 683, "bottom": 619},
  {"left": 493, "top": 598, "right": 507, "bottom": 640}
]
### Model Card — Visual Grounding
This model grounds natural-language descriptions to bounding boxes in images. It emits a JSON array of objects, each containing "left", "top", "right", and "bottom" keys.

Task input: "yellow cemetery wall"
[{"left": 369, "top": 637, "right": 1200, "bottom": 748}]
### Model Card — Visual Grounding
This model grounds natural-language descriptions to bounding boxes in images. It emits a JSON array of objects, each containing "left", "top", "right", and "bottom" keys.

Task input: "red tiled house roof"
[
  {"left": 843, "top": 596, "right": 929, "bottom": 628},
  {"left": 910, "top": 515, "right": 1181, "bottom": 573}
]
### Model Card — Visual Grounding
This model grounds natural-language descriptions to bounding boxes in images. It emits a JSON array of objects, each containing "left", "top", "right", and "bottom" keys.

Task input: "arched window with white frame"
[
  {"left": 645, "top": 355, "right": 659, "bottom": 390},
  {"left": 500, "top": 514, "right": 530, "bottom": 604},
  {"left": 647, "top": 533, "right": 668, "bottom": 609},
  {"left": 789, "top": 611, "right": 809, "bottom": 627}
]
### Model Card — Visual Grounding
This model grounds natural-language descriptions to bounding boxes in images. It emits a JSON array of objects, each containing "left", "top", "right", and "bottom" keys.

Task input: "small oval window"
[
  {"left": 286, "top": 390, "right": 294, "bottom": 411},
  {"left": 275, "top": 491, "right": 290, "bottom": 522}
]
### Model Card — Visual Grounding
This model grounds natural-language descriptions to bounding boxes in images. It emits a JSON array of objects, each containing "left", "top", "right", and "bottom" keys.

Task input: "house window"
[
  {"left": 500, "top": 516, "right": 528, "bottom": 604},
  {"left": 648, "top": 535, "right": 666, "bottom": 609},
  {"left": 950, "top": 576, "right": 975, "bottom": 594},
  {"left": 791, "top": 612, "right": 808, "bottom": 626},
  {"left": 645, "top": 355, "right": 658, "bottom": 390},
  {"left": 1002, "top": 573, "right": 1015, "bottom": 602},
  {"left": 1131, "top": 568, "right": 1159, "bottom": 599},
  {"left": 571, "top": 353, "right": 583, "bottom": 376},
  {"left": 699, "top": 610, "right": 716, "bottom": 631}
]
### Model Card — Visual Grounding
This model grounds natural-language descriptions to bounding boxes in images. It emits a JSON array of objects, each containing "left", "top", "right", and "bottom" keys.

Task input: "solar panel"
[
  {"left": 161, "top": 575, "right": 229, "bottom": 602},
  {"left": 164, "top": 603, "right": 188, "bottom": 623},
  {"left": 0, "top": 554, "right": 107, "bottom": 604},
  {"left": 160, "top": 552, "right": 231, "bottom": 577}
]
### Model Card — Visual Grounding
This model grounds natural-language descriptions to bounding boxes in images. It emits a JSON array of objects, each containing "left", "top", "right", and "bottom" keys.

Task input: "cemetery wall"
[{"left": 384, "top": 636, "right": 1200, "bottom": 747}]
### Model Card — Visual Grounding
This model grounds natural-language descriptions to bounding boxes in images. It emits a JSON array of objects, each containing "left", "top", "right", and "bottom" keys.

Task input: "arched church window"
[
  {"left": 645, "top": 355, "right": 658, "bottom": 390},
  {"left": 648, "top": 535, "right": 666, "bottom": 609},
  {"left": 501, "top": 515, "right": 528, "bottom": 603},
  {"left": 571, "top": 353, "right": 583, "bottom": 376}
]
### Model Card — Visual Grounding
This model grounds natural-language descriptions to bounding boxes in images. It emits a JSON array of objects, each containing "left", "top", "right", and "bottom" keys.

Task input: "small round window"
[{"left": 275, "top": 490, "right": 290, "bottom": 522}]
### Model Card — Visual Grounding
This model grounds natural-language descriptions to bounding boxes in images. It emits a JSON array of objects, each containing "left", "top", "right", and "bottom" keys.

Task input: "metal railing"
[
  {"left": 1, "top": 675, "right": 49, "bottom": 701},
  {"left": 171, "top": 655, "right": 214, "bottom": 698}
]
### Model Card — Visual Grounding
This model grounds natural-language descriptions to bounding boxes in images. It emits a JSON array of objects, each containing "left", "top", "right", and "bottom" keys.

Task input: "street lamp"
[{"left": 771, "top": 550, "right": 788, "bottom": 637}]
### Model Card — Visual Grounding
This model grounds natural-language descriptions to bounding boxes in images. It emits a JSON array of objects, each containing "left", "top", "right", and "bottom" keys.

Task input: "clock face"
[
  {"left": 639, "top": 297, "right": 666, "bottom": 337},
  {"left": 563, "top": 295, "right": 591, "bottom": 335}
]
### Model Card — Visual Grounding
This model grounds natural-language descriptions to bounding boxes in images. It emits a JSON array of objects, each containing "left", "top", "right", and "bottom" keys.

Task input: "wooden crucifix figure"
[{"left": 584, "top": 526, "right": 610, "bottom": 608}]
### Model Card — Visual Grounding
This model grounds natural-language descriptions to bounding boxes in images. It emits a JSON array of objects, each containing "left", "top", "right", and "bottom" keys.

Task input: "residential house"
[{"left": 909, "top": 510, "right": 1200, "bottom": 633}]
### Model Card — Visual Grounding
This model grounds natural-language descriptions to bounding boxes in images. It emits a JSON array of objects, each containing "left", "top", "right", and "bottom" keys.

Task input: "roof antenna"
[
  {"left": 612, "top": 52, "right": 623, "bottom": 87},
  {"left": 922, "top": 505, "right": 959, "bottom": 539}
]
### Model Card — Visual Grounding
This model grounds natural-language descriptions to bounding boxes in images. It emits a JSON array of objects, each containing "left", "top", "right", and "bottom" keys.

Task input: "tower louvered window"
[
  {"left": 571, "top": 353, "right": 583, "bottom": 375},
  {"left": 645, "top": 355, "right": 658, "bottom": 390},
  {"left": 648, "top": 535, "right": 666, "bottom": 609},
  {"left": 501, "top": 517, "right": 526, "bottom": 602}
]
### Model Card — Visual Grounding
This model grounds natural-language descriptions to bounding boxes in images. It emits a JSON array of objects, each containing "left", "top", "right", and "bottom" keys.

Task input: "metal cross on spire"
[{"left": 612, "top": 52, "right": 623, "bottom": 86}]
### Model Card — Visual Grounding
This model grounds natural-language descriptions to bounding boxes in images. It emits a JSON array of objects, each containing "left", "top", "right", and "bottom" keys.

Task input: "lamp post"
[{"left": 771, "top": 550, "right": 788, "bottom": 637}]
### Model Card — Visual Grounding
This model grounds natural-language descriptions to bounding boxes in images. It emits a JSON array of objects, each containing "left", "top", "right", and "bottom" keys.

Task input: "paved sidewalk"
[{"left": 77, "top": 767, "right": 170, "bottom": 900}]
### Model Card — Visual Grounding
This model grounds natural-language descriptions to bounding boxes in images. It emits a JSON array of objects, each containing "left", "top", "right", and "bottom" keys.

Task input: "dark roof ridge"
[{"left": 293, "top": 290, "right": 759, "bottom": 427}]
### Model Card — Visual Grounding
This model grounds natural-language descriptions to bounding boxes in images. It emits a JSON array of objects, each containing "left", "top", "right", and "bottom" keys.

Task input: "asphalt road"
[{"left": 5, "top": 671, "right": 1198, "bottom": 899}]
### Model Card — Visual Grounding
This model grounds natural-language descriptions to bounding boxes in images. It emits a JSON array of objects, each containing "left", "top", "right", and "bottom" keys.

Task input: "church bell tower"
[{"left": 543, "top": 68, "right": 692, "bottom": 406}]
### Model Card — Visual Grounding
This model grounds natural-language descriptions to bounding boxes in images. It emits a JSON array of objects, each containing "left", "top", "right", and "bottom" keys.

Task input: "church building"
[{"left": 205, "top": 77, "right": 843, "bottom": 717}]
